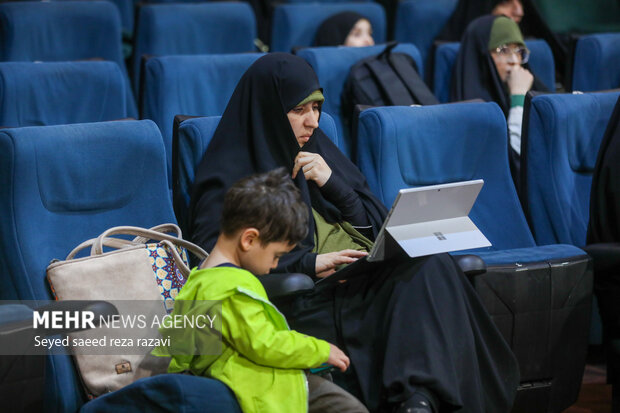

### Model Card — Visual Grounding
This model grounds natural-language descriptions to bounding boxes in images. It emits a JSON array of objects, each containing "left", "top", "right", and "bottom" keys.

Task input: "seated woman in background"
[
  {"left": 313, "top": 12, "right": 374, "bottom": 47},
  {"left": 439, "top": 0, "right": 523, "bottom": 41},
  {"left": 437, "top": 0, "right": 567, "bottom": 79},
  {"left": 188, "top": 52, "right": 519, "bottom": 413},
  {"left": 451, "top": 15, "right": 548, "bottom": 186}
]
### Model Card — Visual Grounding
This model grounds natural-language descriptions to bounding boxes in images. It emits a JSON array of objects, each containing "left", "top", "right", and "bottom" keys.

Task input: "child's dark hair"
[{"left": 221, "top": 167, "right": 309, "bottom": 246}]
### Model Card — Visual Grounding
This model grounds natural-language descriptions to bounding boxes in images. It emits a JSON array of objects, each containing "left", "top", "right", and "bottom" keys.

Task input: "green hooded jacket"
[{"left": 156, "top": 266, "right": 331, "bottom": 412}]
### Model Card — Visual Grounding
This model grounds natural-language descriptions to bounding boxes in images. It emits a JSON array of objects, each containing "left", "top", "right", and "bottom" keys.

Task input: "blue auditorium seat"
[
  {"left": 522, "top": 91, "right": 620, "bottom": 246},
  {"left": 0, "top": 1, "right": 137, "bottom": 118},
  {"left": 433, "top": 39, "right": 556, "bottom": 103},
  {"left": 356, "top": 102, "right": 592, "bottom": 412},
  {"left": 521, "top": 90, "right": 620, "bottom": 347},
  {"left": 270, "top": 3, "right": 386, "bottom": 53},
  {"left": 173, "top": 113, "right": 341, "bottom": 234},
  {"left": 0, "top": 61, "right": 127, "bottom": 127},
  {"left": 394, "top": 0, "right": 458, "bottom": 66},
  {"left": 108, "top": 0, "right": 134, "bottom": 36},
  {"left": 141, "top": 53, "right": 264, "bottom": 187},
  {"left": 572, "top": 33, "right": 620, "bottom": 92},
  {"left": 132, "top": 3, "right": 257, "bottom": 94},
  {"left": 0, "top": 120, "right": 242, "bottom": 412},
  {"left": 297, "top": 43, "right": 422, "bottom": 157}
]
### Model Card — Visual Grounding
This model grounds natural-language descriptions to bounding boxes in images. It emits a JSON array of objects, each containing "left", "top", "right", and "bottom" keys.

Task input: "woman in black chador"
[
  {"left": 188, "top": 53, "right": 519, "bottom": 413},
  {"left": 587, "top": 95, "right": 620, "bottom": 410},
  {"left": 451, "top": 15, "right": 549, "bottom": 189},
  {"left": 437, "top": 0, "right": 568, "bottom": 79},
  {"left": 313, "top": 11, "right": 374, "bottom": 47}
]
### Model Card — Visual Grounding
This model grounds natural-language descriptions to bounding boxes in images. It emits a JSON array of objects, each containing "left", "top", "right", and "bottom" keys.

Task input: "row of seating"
[
  {"left": 5, "top": 88, "right": 617, "bottom": 410},
  {"left": 1, "top": 1, "right": 618, "bottom": 106},
  {"left": 0, "top": 41, "right": 612, "bottom": 193}
]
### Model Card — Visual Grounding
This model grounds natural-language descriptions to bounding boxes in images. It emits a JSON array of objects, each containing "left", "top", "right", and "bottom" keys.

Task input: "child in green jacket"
[{"left": 159, "top": 168, "right": 367, "bottom": 413}]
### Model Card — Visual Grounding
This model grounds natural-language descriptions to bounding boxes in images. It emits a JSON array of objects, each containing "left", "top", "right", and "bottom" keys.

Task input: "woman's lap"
[{"left": 282, "top": 253, "right": 519, "bottom": 412}]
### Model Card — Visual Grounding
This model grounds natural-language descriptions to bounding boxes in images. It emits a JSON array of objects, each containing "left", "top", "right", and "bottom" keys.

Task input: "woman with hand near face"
[
  {"left": 189, "top": 53, "right": 519, "bottom": 413},
  {"left": 451, "top": 15, "right": 549, "bottom": 187}
]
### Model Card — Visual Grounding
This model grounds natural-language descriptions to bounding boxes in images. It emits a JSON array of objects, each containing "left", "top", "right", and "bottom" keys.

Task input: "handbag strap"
[
  {"left": 159, "top": 239, "right": 191, "bottom": 278},
  {"left": 131, "top": 223, "right": 181, "bottom": 244},
  {"left": 66, "top": 238, "right": 136, "bottom": 260},
  {"left": 91, "top": 225, "right": 208, "bottom": 260}
]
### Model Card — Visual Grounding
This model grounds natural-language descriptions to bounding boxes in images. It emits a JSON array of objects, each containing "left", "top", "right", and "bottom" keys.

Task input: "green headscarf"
[
  {"left": 296, "top": 89, "right": 325, "bottom": 106},
  {"left": 488, "top": 16, "right": 526, "bottom": 51}
]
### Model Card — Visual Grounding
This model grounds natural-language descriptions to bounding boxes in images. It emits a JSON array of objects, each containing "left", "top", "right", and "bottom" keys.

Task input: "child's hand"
[{"left": 327, "top": 343, "right": 350, "bottom": 372}]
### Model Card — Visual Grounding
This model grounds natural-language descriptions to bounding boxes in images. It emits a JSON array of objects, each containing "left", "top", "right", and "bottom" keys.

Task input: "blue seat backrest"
[
  {"left": 433, "top": 39, "right": 556, "bottom": 103},
  {"left": 523, "top": 91, "right": 620, "bottom": 246},
  {"left": 175, "top": 112, "right": 340, "bottom": 233},
  {"left": 0, "top": 119, "right": 175, "bottom": 412},
  {"left": 0, "top": 61, "right": 127, "bottom": 127},
  {"left": 108, "top": 0, "right": 134, "bottom": 35},
  {"left": 0, "top": 1, "right": 137, "bottom": 118},
  {"left": 357, "top": 103, "right": 536, "bottom": 251},
  {"left": 142, "top": 53, "right": 264, "bottom": 186},
  {"left": 394, "top": 0, "right": 458, "bottom": 65},
  {"left": 132, "top": 2, "right": 257, "bottom": 94},
  {"left": 572, "top": 33, "right": 620, "bottom": 92},
  {"left": 270, "top": 3, "right": 386, "bottom": 53},
  {"left": 297, "top": 43, "right": 422, "bottom": 158}
]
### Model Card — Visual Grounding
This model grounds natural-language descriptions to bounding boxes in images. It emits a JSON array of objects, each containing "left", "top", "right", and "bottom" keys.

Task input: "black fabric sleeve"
[
  {"left": 320, "top": 173, "right": 371, "bottom": 227},
  {"left": 273, "top": 247, "right": 317, "bottom": 277}
]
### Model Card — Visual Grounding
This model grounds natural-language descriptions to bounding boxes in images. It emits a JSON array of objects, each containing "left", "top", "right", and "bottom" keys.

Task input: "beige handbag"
[{"left": 46, "top": 224, "right": 208, "bottom": 397}]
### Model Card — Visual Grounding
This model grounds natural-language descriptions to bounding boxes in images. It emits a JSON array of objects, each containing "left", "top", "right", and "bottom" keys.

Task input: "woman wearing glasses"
[{"left": 451, "top": 15, "right": 549, "bottom": 187}]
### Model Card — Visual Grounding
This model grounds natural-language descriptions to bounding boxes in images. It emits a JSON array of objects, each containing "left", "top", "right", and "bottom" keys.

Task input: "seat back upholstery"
[
  {"left": 394, "top": 0, "right": 458, "bottom": 65},
  {"left": 0, "top": 1, "right": 137, "bottom": 117},
  {"left": 357, "top": 103, "right": 594, "bottom": 413},
  {"left": 433, "top": 39, "right": 556, "bottom": 103},
  {"left": 0, "top": 120, "right": 175, "bottom": 412},
  {"left": 297, "top": 43, "right": 422, "bottom": 157},
  {"left": 572, "top": 33, "right": 620, "bottom": 92},
  {"left": 0, "top": 61, "right": 127, "bottom": 127},
  {"left": 270, "top": 3, "right": 386, "bottom": 53},
  {"left": 522, "top": 91, "right": 620, "bottom": 246},
  {"left": 174, "top": 113, "right": 341, "bottom": 234},
  {"left": 356, "top": 103, "right": 536, "bottom": 251},
  {"left": 142, "top": 53, "right": 264, "bottom": 186},
  {"left": 132, "top": 2, "right": 257, "bottom": 94}
]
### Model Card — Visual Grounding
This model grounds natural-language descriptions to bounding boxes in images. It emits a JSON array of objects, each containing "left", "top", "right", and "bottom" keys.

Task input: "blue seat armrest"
[
  {"left": 454, "top": 254, "right": 487, "bottom": 278},
  {"left": 582, "top": 243, "right": 620, "bottom": 273},
  {"left": 260, "top": 273, "right": 315, "bottom": 300},
  {"left": 1, "top": 301, "right": 118, "bottom": 337}
]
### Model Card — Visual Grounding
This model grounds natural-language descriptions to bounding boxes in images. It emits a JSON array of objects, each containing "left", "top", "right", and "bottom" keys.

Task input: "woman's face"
[
  {"left": 344, "top": 19, "right": 374, "bottom": 47},
  {"left": 287, "top": 101, "right": 320, "bottom": 147},
  {"left": 492, "top": 0, "right": 524, "bottom": 23},
  {"left": 490, "top": 42, "right": 524, "bottom": 82}
]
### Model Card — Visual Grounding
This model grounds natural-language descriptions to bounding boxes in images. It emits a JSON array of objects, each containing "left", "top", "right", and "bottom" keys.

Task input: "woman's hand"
[
  {"left": 315, "top": 249, "right": 368, "bottom": 278},
  {"left": 327, "top": 343, "right": 350, "bottom": 372},
  {"left": 292, "top": 151, "right": 332, "bottom": 187},
  {"left": 506, "top": 66, "right": 534, "bottom": 96}
]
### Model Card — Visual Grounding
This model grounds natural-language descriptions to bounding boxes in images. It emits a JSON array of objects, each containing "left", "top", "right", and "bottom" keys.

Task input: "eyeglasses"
[{"left": 493, "top": 45, "right": 530, "bottom": 64}]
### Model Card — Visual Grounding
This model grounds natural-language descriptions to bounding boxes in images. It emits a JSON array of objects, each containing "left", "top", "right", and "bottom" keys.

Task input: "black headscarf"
[
  {"left": 587, "top": 95, "right": 620, "bottom": 244},
  {"left": 313, "top": 12, "right": 365, "bottom": 47},
  {"left": 451, "top": 14, "right": 549, "bottom": 116},
  {"left": 188, "top": 53, "right": 386, "bottom": 274},
  {"left": 437, "top": 0, "right": 568, "bottom": 79},
  {"left": 438, "top": 0, "right": 504, "bottom": 41}
]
